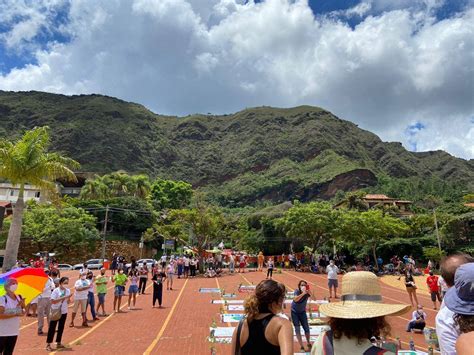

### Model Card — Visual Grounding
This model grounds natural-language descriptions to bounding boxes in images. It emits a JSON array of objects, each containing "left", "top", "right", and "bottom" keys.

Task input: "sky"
[{"left": 0, "top": 0, "right": 473, "bottom": 159}]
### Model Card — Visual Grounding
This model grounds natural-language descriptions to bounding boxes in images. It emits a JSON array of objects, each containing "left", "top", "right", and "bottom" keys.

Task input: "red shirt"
[{"left": 426, "top": 275, "right": 439, "bottom": 292}]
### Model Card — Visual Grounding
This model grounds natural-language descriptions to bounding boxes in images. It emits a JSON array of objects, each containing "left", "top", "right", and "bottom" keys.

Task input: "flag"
[{"left": 0, "top": 268, "right": 48, "bottom": 305}]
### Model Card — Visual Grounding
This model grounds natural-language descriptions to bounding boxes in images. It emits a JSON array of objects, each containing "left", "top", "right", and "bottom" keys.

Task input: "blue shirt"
[{"left": 291, "top": 289, "right": 309, "bottom": 313}]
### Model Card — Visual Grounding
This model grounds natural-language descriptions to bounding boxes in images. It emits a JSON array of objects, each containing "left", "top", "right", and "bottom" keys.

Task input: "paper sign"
[
  {"left": 238, "top": 285, "right": 256, "bottom": 292},
  {"left": 222, "top": 293, "right": 236, "bottom": 298},
  {"left": 210, "top": 327, "right": 235, "bottom": 337},
  {"left": 212, "top": 300, "right": 243, "bottom": 304},
  {"left": 221, "top": 313, "right": 245, "bottom": 323},
  {"left": 227, "top": 305, "right": 245, "bottom": 311},
  {"left": 199, "top": 288, "right": 221, "bottom": 293}
]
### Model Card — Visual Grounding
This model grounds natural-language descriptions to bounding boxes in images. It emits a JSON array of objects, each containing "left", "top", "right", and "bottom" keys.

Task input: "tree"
[
  {"left": 80, "top": 176, "right": 109, "bottom": 200},
  {"left": 276, "top": 202, "right": 339, "bottom": 252},
  {"left": 344, "top": 209, "right": 408, "bottom": 270},
  {"left": 0, "top": 127, "right": 79, "bottom": 271},
  {"left": 440, "top": 212, "right": 474, "bottom": 253},
  {"left": 22, "top": 203, "right": 99, "bottom": 257},
  {"left": 150, "top": 179, "right": 193, "bottom": 210},
  {"left": 80, "top": 172, "right": 151, "bottom": 200}
]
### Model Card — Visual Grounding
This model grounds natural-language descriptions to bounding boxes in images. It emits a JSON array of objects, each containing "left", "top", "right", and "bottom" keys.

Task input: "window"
[
  {"left": 35, "top": 191, "right": 41, "bottom": 198},
  {"left": 10, "top": 190, "right": 15, "bottom": 196}
]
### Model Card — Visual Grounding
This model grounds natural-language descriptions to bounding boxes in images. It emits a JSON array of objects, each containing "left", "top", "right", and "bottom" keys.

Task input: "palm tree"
[
  {"left": 0, "top": 127, "right": 79, "bottom": 271},
  {"left": 80, "top": 176, "right": 110, "bottom": 200},
  {"left": 131, "top": 174, "right": 150, "bottom": 199}
]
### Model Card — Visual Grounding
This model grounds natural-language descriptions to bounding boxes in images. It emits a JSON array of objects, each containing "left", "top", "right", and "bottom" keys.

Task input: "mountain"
[{"left": 0, "top": 90, "right": 473, "bottom": 206}]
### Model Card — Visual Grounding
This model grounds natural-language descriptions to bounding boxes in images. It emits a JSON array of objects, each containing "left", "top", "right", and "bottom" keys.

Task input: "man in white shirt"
[
  {"left": 326, "top": 260, "right": 339, "bottom": 299},
  {"left": 406, "top": 304, "right": 427, "bottom": 332},
  {"left": 69, "top": 272, "right": 90, "bottom": 328},
  {"left": 37, "top": 270, "right": 55, "bottom": 335},
  {"left": 436, "top": 253, "right": 474, "bottom": 354}
]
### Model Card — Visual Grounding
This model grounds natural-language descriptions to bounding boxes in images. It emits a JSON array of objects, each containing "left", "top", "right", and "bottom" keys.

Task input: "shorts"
[
  {"left": 291, "top": 311, "right": 310, "bottom": 334},
  {"left": 73, "top": 299, "right": 87, "bottom": 313},
  {"left": 114, "top": 285, "right": 125, "bottom": 296},
  {"left": 97, "top": 293, "right": 106, "bottom": 305},
  {"left": 128, "top": 285, "right": 139, "bottom": 294},
  {"left": 328, "top": 279, "right": 338, "bottom": 288},
  {"left": 166, "top": 272, "right": 173, "bottom": 280},
  {"left": 239, "top": 262, "right": 245, "bottom": 268},
  {"left": 431, "top": 291, "right": 440, "bottom": 302}
]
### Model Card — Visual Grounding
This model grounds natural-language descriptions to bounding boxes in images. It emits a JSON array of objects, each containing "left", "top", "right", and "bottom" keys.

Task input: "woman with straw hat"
[{"left": 311, "top": 271, "right": 411, "bottom": 355}]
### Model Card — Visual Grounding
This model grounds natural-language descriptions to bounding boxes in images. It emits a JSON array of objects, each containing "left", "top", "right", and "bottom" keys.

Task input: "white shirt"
[
  {"left": 326, "top": 265, "right": 339, "bottom": 279},
  {"left": 0, "top": 295, "right": 22, "bottom": 336},
  {"left": 411, "top": 310, "right": 427, "bottom": 321},
  {"left": 438, "top": 276, "right": 448, "bottom": 293},
  {"left": 436, "top": 301, "right": 459, "bottom": 355},
  {"left": 40, "top": 277, "right": 55, "bottom": 298},
  {"left": 51, "top": 287, "right": 71, "bottom": 314},
  {"left": 184, "top": 257, "right": 190, "bottom": 267},
  {"left": 74, "top": 279, "right": 90, "bottom": 300}
]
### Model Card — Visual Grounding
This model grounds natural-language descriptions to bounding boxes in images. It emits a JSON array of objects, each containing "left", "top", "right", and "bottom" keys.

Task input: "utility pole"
[
  {"left": 101, "top": 205, "right": 109, "bottom": 260},
  {"left": 433, "top": 209, "right": 442, "bottom": 255}
]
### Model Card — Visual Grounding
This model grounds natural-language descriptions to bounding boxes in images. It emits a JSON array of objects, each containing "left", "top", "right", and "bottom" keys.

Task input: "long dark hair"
[
  {"left": 454, "top": 314, "right": 474, "bottom": 333},
  {"left": 244, "top": 280, "right": 285, "bottom": 322},
  {"left": 328, "top": 317, "right": 391, "bottom": 344}
]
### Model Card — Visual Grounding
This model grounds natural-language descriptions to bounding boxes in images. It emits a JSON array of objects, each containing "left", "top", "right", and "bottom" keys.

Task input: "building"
[
  {"left": 0, "top": 183, "right": 42, "bottom": 205},
  {"left": 334, "top": 193, "right": 414, "bottom": 216}
]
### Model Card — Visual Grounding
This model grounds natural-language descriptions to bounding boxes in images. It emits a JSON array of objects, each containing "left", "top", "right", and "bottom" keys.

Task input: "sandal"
[
  {"left": 69, "top": 323, "right": 74, "bottom": 328},
  {"left": 46, "top": 344, "right": 53, "bottom": 352},
  {"left": 56, "top": 343, "right": 66, "bottom": 349}
]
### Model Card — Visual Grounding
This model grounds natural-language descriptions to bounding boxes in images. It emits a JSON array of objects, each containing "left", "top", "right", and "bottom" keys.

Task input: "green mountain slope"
[{"left": 0, "top": 91, "right": 472, "bottom": 206}]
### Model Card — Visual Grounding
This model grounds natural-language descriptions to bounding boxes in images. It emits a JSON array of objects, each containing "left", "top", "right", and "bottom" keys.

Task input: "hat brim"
[
  {"left": 444, "top": 287, "right": 474, "bottom": 315},
  {"left": 320, "top": 301, "right": 412, "bottom": 319}
]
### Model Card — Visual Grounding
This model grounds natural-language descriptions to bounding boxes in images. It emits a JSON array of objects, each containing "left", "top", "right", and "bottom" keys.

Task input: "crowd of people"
[{"left": 0, "top": 251, "right": 472, "bottom": 354}]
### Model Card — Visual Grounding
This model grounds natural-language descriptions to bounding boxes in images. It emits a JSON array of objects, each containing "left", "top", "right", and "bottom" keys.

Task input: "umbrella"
[
  {"left": 205, "top": 248, "right": 222, "bottom": 254},
  {"left": 0, "top": 268, "right": 48, "bottom": 305}
]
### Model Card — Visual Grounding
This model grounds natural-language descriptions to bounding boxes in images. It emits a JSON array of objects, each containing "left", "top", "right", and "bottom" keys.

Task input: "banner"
[
  {"left": 211, "top": 300, "right": 243, "bottom": 304},
  {"left": 199, "top": 288, "right": 221, "bottom": 293},
  {"left": 221, "top": 313, "right": 245, "bottom": 323}
]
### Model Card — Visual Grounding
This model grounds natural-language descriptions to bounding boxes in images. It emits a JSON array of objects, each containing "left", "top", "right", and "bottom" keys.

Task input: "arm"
[
  {"left": 231, "top": 322, "right": 239, "bottom": 355},
  {"left": 0, "top": 306, "right": 19, "bottom": 319},
  {"left": 278, "top": 319, "right": 294, "bottom": 355},
  {"left": 293, "top": 291, "right": 308, "bottom": 302}
]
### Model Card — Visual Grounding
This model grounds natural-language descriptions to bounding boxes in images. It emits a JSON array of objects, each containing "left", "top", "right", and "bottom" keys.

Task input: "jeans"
[
  {"left": 47, "top": 313, "right": 67, "bottom": 344},
  {"left": 153, "top": 283, "right": 163, "bottom": 306},
  {"left": 139, "top": 278, "right": 147, "bottom": 294},
  {"left": 37, "top": 297, "right": 51, "bottom": 331},
  {"left": 407, "top": 320, "right": 425, "bottom": 332},
  {"left": 86, "top": 292, "right": 96, "bottom": 319},
  {"left": 291, "top": 311, "right": 310, "bottom": 334},
  {"left": 267, "top": 268, "right": 273, "bottom": 278},
  {"left": 0, "top": 336, "right": 17, "bottom": 355},
  {"left": 229, "top": 262, "right": 235, "bottom": 273}
]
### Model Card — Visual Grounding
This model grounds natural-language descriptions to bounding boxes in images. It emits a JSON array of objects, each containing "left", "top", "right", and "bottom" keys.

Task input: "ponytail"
[{"left": 244, "top": 294, "right": 259, "bottom": 322}]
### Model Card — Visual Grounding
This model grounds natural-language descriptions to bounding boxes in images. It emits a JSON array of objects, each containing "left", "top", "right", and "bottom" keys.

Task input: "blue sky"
[{"left": 0, "top": 0, "right": 473, "bottom": 159}]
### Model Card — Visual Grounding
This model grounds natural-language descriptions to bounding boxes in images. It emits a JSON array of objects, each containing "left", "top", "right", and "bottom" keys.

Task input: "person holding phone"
[
  {"left": 46, "top": 277, "right": 72, "bottom": 351},
  {"left": 0, "top": 278, "right": 25, "bottom": 355},
  {"left": 292, "top": 280, "right": 314, "bottom": 352}
]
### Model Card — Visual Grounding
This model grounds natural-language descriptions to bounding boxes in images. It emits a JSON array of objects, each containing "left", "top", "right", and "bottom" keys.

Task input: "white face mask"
[
  {"left": 81, "top": 276, "right": 86, "bottom": 280},
  {"left": 9, "top": 284, "right": 18, "bottom": 292},
  {"left": 300, "top": 286, "right": 306, "bottom": 293}
]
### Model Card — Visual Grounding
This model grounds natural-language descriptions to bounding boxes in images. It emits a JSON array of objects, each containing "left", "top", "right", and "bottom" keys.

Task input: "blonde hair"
[{"left": 244, "top": 280, "right": 285, "bottom": 322}]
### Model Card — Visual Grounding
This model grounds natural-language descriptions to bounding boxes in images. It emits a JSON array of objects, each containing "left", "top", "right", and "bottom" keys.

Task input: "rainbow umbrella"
[{"left": 0, "top": 268, "right": 48, "bottom": 305}]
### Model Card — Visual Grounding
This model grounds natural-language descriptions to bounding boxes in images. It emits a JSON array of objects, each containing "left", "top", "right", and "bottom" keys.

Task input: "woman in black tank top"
[{"left": 232, "top": 280, "right": 293, "bottom": 355}]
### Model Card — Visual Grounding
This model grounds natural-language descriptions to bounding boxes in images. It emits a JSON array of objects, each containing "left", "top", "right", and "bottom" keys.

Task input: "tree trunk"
[
  {"left": 372, "top": 244, "right": 378, "bottom": 272},
  {"left": 3, "top": 184, "right": 25, "bottom": 272}
]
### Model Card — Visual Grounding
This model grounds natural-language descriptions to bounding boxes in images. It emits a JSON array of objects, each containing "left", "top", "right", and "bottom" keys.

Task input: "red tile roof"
[
  {"left": 364, "top": 194, "right": 392, "bottom": 200},
  {"left": 0, "top": 201, "right": 12, "bottom": 207},
  {"left": 465, "top": 203, "right": 474, "bottom": 208}
]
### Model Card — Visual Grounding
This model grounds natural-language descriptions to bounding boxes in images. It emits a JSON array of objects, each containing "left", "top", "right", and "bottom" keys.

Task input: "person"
[
  {"left": 216, "top": 252, "right": 223, "bottom": 269},
  {"left": 112, "top": 268, "right": 127, "bottom": 313},
  {"left": 111, "top": 252, "right": 118, "bottom": 275},
  {"left": 238, "top": 254, "right": 246, "bottom": 273},
  {"left": 70, "top": 272, "right": 90, "bottom": 327},
  {"left": 436, "top": 253, "right": 474, "bottom": 355},
  {"left": 51, "top": 270, "right": 60, "bottom": 287},
  {"left": 177, "top": 256, "right": 183, "bottom": 279},
  {"left": 0, "top": 279, "right": 25, "bottom": 355},
  {"left": 160, "top": 255, "right": 167, "bottom": 269},
  {"left": 229, "top": 253, "right": 235, "bottom": 274},
  {"left": 292, "top": 280, "right": 314, "bottom": 352},
  {"left": 406, "top": 304, "right": 427, "bottom": 332},
  {"left": 183, "top": 256, "right": 190, "bottom": 278},
  {"left": 266, "top": 257, "right": 275, "bottom": 279},
  {"left": 46, "top": 276, "right": 72, "bottom": 351},
  {"left": 258, "top": 252, "right": 264, "bottom": 272},
  {"left": 326, "top": 260, "right": 339, "bottom": 299},
  {"left": 402, "top": 265, "right": 419, "bottom": 306},
  {"left": 86, "top": 271, "right": 99, "bottom": 321},
  {"left": 443, "top": 263, "right": 474, "bottom": 353},
  {"left": 128, "top": 268, "right": 139, "bottom": 309},
  {"left": 231, "top": 279, "right": 293, "bottom": 355},
  {"left": 190, "top": 257, "right": 197, "bottom": 278},
  {"left": 117, "top": 255, "right": 125, "bottom": 271},
  {"left": 289, "top": 253, "right": 296, "bottom": 271},
  {"left": 456, "top": 332, "right": 474, "bottom": 355},
  {"left": 166, "top": 261, "right": 175, "bottom": 291},
  {"left": 95, "top": 268, "right": 108, "bottom": 316},
  {"left": 138, "top": 264, "right": 148, "bottom": 294},
  {"left": 130, "top": 256, "right": 137, "bottom": 271},
  {"left": 26, "top": 296, "right": 38, "bottom": 317},
  {"left": 312, "top": 271, "right": 411, "bottom": 355},
  {"left": 426, "top": 270, "right": 441, "bottom": 309},
  {"left": 80, "top": 263, "right": 89, "bottom": 275},
  {"left": 37, "top": 269, "right": 55, "bottom": 335},
  {"left": 152, "top": 267, "right": 166, "bottom": 308},
  {"left": 438, "top": 275, "right": 448, "bottom": 299}
]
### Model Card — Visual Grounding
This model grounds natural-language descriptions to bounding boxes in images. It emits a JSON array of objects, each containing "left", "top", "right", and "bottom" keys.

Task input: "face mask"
[
  {"left": 119, "top": 271, "right": 123, "bottom": 274},
  {"left": 63, "top": 284, "right": 69, "bottom": 287},
  {"left": 9, "top": 284, "right": 18, "bottom": 292},
  {"left": 81, "top": 276, "right": 86, "bottom": 280},
  {"left": 301, "top": 286, "right": 306, "bottom": 293}
]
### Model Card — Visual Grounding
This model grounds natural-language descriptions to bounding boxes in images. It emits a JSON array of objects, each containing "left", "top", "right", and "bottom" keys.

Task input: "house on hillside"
[{"left": 334, "top": 193, "right": 414, "bottom": 216}]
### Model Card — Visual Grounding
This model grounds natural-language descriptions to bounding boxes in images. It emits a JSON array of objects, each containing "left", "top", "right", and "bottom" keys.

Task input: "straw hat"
[{"left": 320, "top": 271, "right": 411, "bottom": 319}]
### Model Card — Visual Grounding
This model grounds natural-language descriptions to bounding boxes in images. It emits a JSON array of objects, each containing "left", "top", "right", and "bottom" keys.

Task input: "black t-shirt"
[{"left": 152, "top": 272, "right": 166, "bottom": 285}]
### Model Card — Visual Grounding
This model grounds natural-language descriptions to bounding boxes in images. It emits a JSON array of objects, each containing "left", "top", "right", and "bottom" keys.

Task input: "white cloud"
[{"left": 0, "top": 0, "right": 473, "bottom": 159}]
